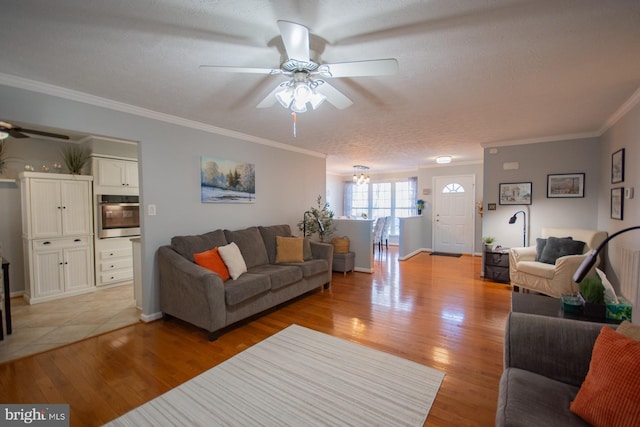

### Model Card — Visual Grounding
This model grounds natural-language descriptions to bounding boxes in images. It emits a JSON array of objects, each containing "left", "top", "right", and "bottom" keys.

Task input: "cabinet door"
[
  {"left": 124, "top": 161, "right": 139, "bottom": 188},
  {"left": 30, "top": 179, "right": 63, "bottom": 238},
  {"left": 60, "top": 180, "right": 92, "bottom": 236},
  {"left": 64, "top": 244, "right": 94, "bottom": 292},
  {"left": 97, "top": 158, "right": 126, "bottom": 187},
  {"left": 33, "top": 248, "right": 65, "bottom": 297}
]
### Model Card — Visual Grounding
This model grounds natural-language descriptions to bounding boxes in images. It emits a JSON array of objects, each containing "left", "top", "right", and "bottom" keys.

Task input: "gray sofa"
[
  {"left": 158, "top": 225, "right": 333, "bottom": 340},
  {"left": 496, "top": 312, "right": 615, "bottom": 427}
]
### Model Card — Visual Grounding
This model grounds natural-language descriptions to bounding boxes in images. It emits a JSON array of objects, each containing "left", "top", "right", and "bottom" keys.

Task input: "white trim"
[
  {"left": 0, "top": 72, "right": 327, "bottom": 159},
  {"left": 140, "top": 312, "right": 163, "bottom": 323},
  {"left": 599, "top": 86, "right": 640, "bottom": 133},
  {"left": 480, "top": 131, "right": 600, "bottom": 148}
]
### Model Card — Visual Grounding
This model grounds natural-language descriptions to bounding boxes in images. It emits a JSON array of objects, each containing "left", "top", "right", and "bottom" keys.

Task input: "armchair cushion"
[{"left": 539, "top": 237, "right": 585, "bottom": 265}]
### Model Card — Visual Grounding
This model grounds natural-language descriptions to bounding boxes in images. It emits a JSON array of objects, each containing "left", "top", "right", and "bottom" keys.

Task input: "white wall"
[
  {"left": 0, "top": 83, "right": 326, "bottom": 317},
  {"left": 482, "top": 137, "right": 601, "bottom": 249}
]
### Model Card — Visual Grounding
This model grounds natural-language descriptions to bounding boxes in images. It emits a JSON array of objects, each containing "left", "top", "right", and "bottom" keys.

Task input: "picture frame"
[
  {"left": 499, "top": 182, "right": 532, "bottom": 205},
  {"left": 547, "top": 173, "right": 585, "bottom": 198},
  {"left": 200, "top": 156, "right": 256, "bottom": 203},
  {"left": 611, "top": 148, "right": 625, "bottom": 184},
  {"left": 611, "top": 187, "right": 623, "bottom": 220}
]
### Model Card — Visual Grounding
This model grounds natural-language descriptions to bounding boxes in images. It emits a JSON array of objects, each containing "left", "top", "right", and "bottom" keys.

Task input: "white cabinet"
[
  {"left": 26, "top": 237, "right": 94, "bottom": 302},
  {"left": 95, "top": 237, "right": 133, "bottom": 287},
  {"left": 20, "top": 172, "right": 95, "bottom": 304},
  {"left": 21, "top": 173, "right": 93, "bottom": 238},
  {"left": 94, "top": 157, "right": 139, "bottom": 190}
]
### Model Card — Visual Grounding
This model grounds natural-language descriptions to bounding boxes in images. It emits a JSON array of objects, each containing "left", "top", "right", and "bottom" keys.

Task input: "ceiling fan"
[
  {"left": 200, "top": 21, "right": 398, "bottom": 113},
  {"left": 0, "top": 121, "right": 70, "bottom": 140}
]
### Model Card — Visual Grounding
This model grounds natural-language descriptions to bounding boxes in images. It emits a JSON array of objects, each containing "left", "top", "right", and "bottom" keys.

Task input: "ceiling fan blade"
[
  {"left": 314, "top": 81, "right": 353, "bottom": 110},
  {"left": 199, "top": 65, "right": 283, "bottom": 75},
  {"left": 256, "top": 82, "right": 289, "bottom": 109},
  {"left": 17, "top": 128, "right": 70, "bottom": 140},
  {"left": 6, "top": 128, "right": 28, "bottom": 138},
  {"left": 316, "top": 59, "right": 399, "bottom": 78},
  {"left": 277, "top": 21, "right": 310, "bottom": 62}
]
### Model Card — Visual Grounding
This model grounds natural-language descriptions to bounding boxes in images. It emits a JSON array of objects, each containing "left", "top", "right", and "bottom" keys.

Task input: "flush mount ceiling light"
[
  {"left": 352, "top": 165, "right": 370, "bottom": 185},
  {"left": 436, "top": 156, "right": 452, "bottom": 164}
]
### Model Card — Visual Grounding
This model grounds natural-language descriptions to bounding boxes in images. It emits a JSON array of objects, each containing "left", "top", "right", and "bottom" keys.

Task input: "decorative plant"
[
  {"left": 61, "top": 144, "right": 90, "bottom": 175},
  {"left": 297, "top": 195, "right": 335, "bottom": 242},
  {"left": 579, "top": 276, "right": 605, "bottom": 304},
  {"left": 416, "top": 199, "right": 425, "bottom": 213},
  {"left": 482, "top": 236, "right": 496, "bottom": 245}
]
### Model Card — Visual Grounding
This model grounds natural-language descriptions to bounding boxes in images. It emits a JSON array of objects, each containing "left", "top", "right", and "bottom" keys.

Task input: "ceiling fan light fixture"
[
  {"left": 275, "top": 86, "right": 294, "bottom": 108},
  {"left": 0, "top": 130, "right": 9, "bottom": 140},
  {"left": 309, "top": 91, "right": 326, "bottom": 110},
  {"left": 293, "top": 82, "right": 312, "bottom": 104},
  {"left": 291, "top": 99, "right": 308, "bottom": 113}
]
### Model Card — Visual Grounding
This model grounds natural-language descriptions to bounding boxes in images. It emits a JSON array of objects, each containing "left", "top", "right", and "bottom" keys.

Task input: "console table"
[
  {"left": 1, "top": 257, "right": 12, "bottom": 339},
  {"left": 511, "top": 292, "right": 621, "bottom": 325}
]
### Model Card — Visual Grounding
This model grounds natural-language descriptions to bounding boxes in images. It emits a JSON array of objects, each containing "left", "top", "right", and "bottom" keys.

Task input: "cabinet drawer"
[
  {"left": 100, "top": 269, "right": 133, "bottom": 285},
  {"left": 100, "top": 258, "right": 133, "bottom": 272},
  {"left": 33, "top": 236, "right": 91, "bottom": 249},
  {"left": 100, "top": 247, "right": 132, "bottom": 260},
  {"left": 485, "top": 252, "right": 510, "bottom": 267},
  {"left": 485, "top": 265, "right": 510, "bottom": 283}
]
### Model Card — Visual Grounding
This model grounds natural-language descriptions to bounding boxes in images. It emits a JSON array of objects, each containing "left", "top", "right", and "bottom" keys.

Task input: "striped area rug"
[{"left": 104, "top": 325, "right": 445, "bottom": 426}]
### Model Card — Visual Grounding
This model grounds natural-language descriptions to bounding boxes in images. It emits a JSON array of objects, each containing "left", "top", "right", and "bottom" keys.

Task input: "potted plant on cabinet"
[
  {"left": 417, "top": 199, "right": 425, "bottom": 214},
  {"left": 483, "top": 236, "right": 496, "bottom": 252}
]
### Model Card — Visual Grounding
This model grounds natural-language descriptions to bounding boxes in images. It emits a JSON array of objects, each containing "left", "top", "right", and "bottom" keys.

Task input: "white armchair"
[{"left": 509, "top": 228, "right": 608, "bottom": 298}]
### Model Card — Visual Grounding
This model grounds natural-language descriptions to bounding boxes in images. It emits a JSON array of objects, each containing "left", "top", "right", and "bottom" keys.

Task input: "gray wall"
[
  {"left": 482, "top": 137, "right": 601, "bottom": 249},
  {"left": 0, "top": 84, "right": 326, "bottom": 317}
]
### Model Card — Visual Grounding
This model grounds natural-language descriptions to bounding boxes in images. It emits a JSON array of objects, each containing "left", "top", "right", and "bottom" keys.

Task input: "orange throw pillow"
[
  {"left": 194, "top": 247, "right": 230, "bottom": 281},
  {"left": 570, "top": 326, "right": 640, "bottom": 426}
]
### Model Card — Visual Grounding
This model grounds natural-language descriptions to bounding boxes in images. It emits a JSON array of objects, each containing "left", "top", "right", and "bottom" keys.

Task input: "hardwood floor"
[{"left": 0, "top": 248, "right": 513, "bottom": 426}]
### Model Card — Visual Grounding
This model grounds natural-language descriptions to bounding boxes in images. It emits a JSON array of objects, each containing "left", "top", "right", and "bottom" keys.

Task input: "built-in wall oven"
[{"left": 97, "top": 195, "right": 140, "bottom": 238}]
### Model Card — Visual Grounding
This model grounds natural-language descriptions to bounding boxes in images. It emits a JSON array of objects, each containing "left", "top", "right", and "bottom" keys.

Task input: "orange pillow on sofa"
[
  {"left": 194, "top": 247, "right": 230, "bottom": 281},
  {"left": 570, "top": 326, "right": 640, "bottom": 427}
]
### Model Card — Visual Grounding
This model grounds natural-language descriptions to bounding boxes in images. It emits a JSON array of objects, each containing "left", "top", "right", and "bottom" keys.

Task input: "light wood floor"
[{"left": 0, "top": 248, "right": 513, "bottom": 426}]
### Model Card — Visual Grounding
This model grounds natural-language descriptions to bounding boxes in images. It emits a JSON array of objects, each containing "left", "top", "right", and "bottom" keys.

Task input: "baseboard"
[
  {"left": 140, "top": 312, "right": 163, "bottom": 323},
  {"left": 354, "top": 267, "right": 374, "bottom": 274},
  {"left": 398, "top": 248, "right": 431, "bottom": 261}
]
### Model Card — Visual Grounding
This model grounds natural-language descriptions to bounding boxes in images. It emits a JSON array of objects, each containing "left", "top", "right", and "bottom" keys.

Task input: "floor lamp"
[
  {"left": 508, "top": 210, "right": 527, "bottom": 247},
  {"left": 573, "top": 225, "right": 640, "bottom": 283}
]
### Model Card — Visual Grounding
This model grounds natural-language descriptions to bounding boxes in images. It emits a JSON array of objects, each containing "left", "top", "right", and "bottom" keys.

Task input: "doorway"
[{"left": 433, "top": 175, "right": 475, "bottom": 254}]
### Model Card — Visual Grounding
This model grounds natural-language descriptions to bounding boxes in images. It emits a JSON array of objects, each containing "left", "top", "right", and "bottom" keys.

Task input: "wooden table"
[
  {"left": 1, "top": 257, "right": 11, "bottom": 339},
  {"left": 511, "top": 292, "right": 621, "bottom": 325}
]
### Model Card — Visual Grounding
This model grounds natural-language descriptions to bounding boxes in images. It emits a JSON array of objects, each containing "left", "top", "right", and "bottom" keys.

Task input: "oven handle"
[{"left": 99, "top": 202, "right": 140, "bottom": 207}]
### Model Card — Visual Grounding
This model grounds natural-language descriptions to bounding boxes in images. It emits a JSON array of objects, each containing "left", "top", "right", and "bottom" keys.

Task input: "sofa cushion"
[
  {"left": 284, "top": 258, "right": 329, "bottom": 278},
  {"left": 225, "top": 227, "right": 270, "bottom": 268},
  {"left": 497, "top": 368, "right": 588, "bottom": 427},
  {"left": 248, "top": 264, "right": 303, "bottom": 290},
  {"left": 570, "top": 327, "right": 640, "bottom": 427},
  {"left": 218, "top": 242, "right": 247, "bottom": 280},
  {"left": 275, "top": 236, "right": 304, "bottom": 263},
  {"left": 258, "top": 225, "right": 293, "bottom": 264},
  {"left": 539, "top": 237, "right": 585, "bottom": 265},
  {"left": 224, "top": 273, "right": 271, "bottom": 306},
  {"left": 171, "top": 229, "right": 228, "bottom": 262},
  {"left": 193, "top": 247, "right": 230, "bottom": 281}
]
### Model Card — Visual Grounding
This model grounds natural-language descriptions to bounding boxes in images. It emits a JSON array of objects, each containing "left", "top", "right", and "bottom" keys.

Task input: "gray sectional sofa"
[
  {"left": 496, "top": 312, "right": 615, "bottom": 426},
  {"left": 158, "top": 224, "right": 333, "bottom": 340}
]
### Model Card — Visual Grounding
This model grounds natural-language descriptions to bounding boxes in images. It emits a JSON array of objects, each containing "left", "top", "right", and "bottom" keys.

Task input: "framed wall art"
[
  {"left": 611, "top": 187, "right": 623, "bottom": 220},
  {"left": 547, "top": 173, "right": 585, "bottom": 198},
  {"left": 499, "top": 182, "right": 532, "bottom": 205},
  {"left": 200, "top": 156, "right": 256, "bottom": 203},
  {"left": 611, "top": 148, "right": 625, "bottom": 184}
]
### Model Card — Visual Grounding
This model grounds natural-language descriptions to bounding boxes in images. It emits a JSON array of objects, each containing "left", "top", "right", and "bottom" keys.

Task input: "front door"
[{"left": 433, "top": 175, "right": 475, "bottom": 254}]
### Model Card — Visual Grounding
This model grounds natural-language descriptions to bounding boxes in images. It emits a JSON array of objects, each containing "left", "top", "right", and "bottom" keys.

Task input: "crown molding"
[
  {"left": 599, "top": 86, "right": 640, "bottom": 134},
  {"left": 0, "top": 73, "right": 326, "bottom": 159},
  {"left": 480, "top": 131, "right": 600, "bottom": 148}
]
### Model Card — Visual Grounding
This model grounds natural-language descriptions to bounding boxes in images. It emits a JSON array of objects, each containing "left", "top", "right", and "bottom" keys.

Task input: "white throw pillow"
[{"left": 218, "top": 242, "right": 247, "bottom": 280}]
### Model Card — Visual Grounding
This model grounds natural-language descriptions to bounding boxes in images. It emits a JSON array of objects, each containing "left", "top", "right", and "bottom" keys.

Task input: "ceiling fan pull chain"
[{"left": 292, "top": 112, "right": 297, "bottom": 138}]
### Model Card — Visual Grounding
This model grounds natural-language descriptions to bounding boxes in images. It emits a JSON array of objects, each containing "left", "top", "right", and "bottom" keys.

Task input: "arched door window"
[{"left": 442, "top": 183, "right": 465, "bottom": 193}]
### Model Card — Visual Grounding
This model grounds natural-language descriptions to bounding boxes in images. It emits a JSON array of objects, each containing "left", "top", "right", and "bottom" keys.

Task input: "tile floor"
[{"left": 0, "top": 284, "right": 140, "bottom": 364}]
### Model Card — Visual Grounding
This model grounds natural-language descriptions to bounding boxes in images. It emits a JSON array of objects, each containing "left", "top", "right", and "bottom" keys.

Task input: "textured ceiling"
[{"left": 1, "top": 0, "right": 639, "bottom": 174}]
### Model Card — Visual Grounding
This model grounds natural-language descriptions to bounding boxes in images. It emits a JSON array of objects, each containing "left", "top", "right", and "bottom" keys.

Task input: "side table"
[
  {"left": 511, "top": 292, "right": 621, "bottom": 325},
  {"left": 484, "top": 249, "right": 510, "bottom": 283}
]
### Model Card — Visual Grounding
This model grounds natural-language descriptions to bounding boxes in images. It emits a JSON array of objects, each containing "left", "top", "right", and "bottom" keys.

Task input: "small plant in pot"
[
  {"left": 482, "top": 236, "right": 496, "bottom": 251},
  {"left": 578, "top": 276, "right": 606, "bottom": 319},
  {"left": 61, "top": 144, "right": 90, "bottom": 175}
]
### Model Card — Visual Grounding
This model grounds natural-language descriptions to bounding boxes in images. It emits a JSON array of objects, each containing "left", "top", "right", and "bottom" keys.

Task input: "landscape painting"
[{"left": 200, "top": 157, "right": 255, "bottom": 203}]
